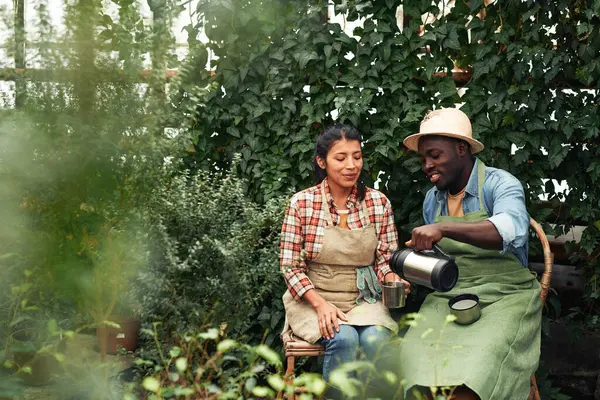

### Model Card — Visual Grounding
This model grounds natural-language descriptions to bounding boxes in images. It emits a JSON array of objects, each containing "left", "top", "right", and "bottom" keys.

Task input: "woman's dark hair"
[{"left": 313, "top": 124, "right": 366, "bottom": 201}]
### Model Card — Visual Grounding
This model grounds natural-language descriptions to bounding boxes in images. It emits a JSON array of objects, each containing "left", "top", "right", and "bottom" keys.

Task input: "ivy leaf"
[
  {"left": 475, "top": 44, "right": 492, "bottom": 60},
  {"left": 469, "top": 0, "right": 484, "bottom": 12},
  {"left": 442, "top": 29, "right": 461, "bottom": 51},
  {"left": 577, "top": 22, "right": 590, "bottom": 36},
  {"left": 326, "top": 55, "right": 338, "bottom": 69},
  {"left": 522, "top": 4, "right": 541, "bottom": 21},
  {"left": 436, "top": 79, "right": 458, "bottom": 100},
  {"left": 294, "top": 50, "right": 318, "bottom": 69},
  {"left": 356, "top": 1, "right": 373, "bottom": 13},
  {"left": 472, "top": 60, "right": 490, "bottom": 80}
]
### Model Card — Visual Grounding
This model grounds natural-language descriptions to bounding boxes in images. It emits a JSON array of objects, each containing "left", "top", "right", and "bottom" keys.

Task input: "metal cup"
[
  {"left": 382, "top": 281, "right": 406, "bottom": 308},
  {"left": 448, "top": 294, "right": 481, "bottom": 325}
]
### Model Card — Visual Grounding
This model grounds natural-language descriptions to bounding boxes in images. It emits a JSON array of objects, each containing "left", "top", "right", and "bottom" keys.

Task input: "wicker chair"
[{"left": 280, "top": 218, "right": 553, "bottom": 399}]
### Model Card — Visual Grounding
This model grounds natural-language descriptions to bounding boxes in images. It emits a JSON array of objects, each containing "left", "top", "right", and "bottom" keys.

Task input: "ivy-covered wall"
[{"left": 176, "top": 0, "right": 599, "bottom": 302}]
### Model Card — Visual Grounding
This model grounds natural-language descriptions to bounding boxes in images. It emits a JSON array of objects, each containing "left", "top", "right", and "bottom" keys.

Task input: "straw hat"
[{"left": 403, "top": 108, "right": 485, "bottom": 154}]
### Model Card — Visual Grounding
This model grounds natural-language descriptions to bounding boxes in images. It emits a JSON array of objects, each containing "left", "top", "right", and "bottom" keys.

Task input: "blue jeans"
[{"left": 319, "top": 324, "right": 392, "bottom": 382}]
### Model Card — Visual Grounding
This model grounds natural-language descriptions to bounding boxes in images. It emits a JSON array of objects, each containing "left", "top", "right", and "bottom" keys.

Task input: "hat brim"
[{"left": 403, "top": 132, "right": 485, "bottom": 154}]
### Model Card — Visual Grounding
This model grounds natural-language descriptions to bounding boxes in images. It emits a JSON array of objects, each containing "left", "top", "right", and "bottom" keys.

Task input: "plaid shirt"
[{"left": 280, "top": 178, "right": 399, "bottom": 302}]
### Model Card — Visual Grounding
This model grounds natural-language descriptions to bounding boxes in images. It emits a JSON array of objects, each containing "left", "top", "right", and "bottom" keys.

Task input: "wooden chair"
[
  {"left": 280, "top": 218, "right": 553, "bottom": 399},
  {"left": 528, "top": 217, "right": 554, "bottom": 400}
]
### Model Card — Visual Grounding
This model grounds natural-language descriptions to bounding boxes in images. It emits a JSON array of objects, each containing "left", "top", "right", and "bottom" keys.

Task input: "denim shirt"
[{"left": 422, "top": 158, "right": 529, "bottom": 266}]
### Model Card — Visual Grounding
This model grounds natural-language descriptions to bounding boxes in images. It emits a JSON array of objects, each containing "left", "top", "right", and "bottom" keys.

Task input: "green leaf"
[
  {"left": 255, "top": 344, "right": 282, "bottom": 367},
  {"left": 142, "top": 377, "right": 160, "bottom": 393},
  {"left": 326, "top": 55, "right": 338, "bottom": 69},
  {"left": 356, "top": 1, "right": 373, "bottom": 13},
  {"left": 475, "top": 44, "right": 492, "bottom": 60},
  {"left": 175, "top": 357, "right": 188, "bottom": 372},
  {"left": 442, "top": 29, "right": 461, "bottom": 50},
  {"left": 472, "top": 60, "right": 490, "bottom": 80},
  {"left": 198, "top": 328, "right": 219, "bottom": 340},
  {"left": 469, "top": 0, "right": 483, "bottom": 12},
  {"left": 436, "top": 79, "right": 458, "bottom": 100},
  {"left": 576, "top": 22, "right": 590, "bottom": 36},
  {"left": 294, "top": 50, "right": 318, "bottom": 69},
  {"left": 252, "top": 386, "right": 273, "bottom": 397},
  {"left": 267, "top": 374, "right": 285, "bottom": 391},
  {"left": 217, "top": 339, "right": 238, "bottom": 353},
  {"left": 169, "top": 347, "right": 181, "bottom": 358}
]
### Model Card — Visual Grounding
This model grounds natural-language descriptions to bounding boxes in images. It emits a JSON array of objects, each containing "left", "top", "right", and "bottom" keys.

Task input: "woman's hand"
[
  {"left": 314, "top": 300, "right": 348, "bottom": 340},
  {"left": 303, "top": 289, "right": 348, "bottom": 340},
  {"left": 384, "top": 272, "right": 411, "bottom": 295}
]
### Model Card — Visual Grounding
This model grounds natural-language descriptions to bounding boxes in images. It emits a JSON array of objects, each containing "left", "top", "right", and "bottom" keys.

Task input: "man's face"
[{"left": 417, "top": 136, "right": 462, "bottom": 191}]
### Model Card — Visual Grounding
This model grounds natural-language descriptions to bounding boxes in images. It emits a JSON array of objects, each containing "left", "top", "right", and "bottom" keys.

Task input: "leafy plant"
[
  {"left": 135, "top": 158, "right": 287, "bottom": 362},
  {"left": 128, "top": 325, "right": 326, "bottom": 400}
]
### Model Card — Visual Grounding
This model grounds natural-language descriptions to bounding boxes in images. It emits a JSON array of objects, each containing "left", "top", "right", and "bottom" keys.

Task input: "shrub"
[
  {"left": 136, "top": 159, "right": 288, "bottom": 357},
  {"left": 127, "top": 326, "right": 326, "bottom": 400}
]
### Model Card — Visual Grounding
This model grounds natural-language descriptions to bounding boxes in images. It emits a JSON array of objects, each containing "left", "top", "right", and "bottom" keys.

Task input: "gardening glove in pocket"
[{"left": 355, "top": 265, "right": 382, "bottom": 304}]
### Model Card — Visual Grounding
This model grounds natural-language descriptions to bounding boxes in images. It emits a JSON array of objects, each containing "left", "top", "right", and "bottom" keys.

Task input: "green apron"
[{"left": 400, "top": 161, "right": 542, "bottom": 400}]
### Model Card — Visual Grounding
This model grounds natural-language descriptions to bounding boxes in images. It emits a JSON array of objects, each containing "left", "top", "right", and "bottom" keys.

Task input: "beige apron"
[{"left": 282, "top": 183, "right": 398, "bottom": 344}]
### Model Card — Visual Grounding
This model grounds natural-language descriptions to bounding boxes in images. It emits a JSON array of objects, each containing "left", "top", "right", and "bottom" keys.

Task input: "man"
[{"left": 398, "top": 108, "right": 542, "bottom": 400}]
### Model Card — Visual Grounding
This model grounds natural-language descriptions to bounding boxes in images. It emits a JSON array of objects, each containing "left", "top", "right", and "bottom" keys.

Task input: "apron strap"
[{"left": 476, "top": 159, "right": 486, "bottom": 211}]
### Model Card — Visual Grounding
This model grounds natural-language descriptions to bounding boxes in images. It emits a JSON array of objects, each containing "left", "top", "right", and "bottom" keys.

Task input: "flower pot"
[{"left": 96, "top": 316, "right": 141, "bottom": 354}]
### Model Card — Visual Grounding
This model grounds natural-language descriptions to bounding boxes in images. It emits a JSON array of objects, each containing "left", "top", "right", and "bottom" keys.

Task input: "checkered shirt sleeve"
[
  {"left": 279, "top": 194, "right": 314, "bottom": 300},
  {"left": 373, "top": 195, "right": 399, "bottom": 281}
]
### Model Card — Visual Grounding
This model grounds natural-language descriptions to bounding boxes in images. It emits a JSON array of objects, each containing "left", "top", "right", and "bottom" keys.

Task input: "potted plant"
[
  {"left": 79, "top": 219, "right": 147, "bottom": 361},
  {"left": 95, "top": 294, "right": 142, "bottom": 355}
]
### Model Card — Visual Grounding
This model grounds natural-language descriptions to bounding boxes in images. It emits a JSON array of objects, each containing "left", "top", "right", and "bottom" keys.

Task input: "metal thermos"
[{"left": 389, "top": 244, "right": 459, "bottom": 292}]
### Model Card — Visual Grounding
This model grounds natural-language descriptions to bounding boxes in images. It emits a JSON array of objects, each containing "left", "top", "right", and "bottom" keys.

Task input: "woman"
[{"left": 279, "top": 124, "right": 411, "bottom": 383}]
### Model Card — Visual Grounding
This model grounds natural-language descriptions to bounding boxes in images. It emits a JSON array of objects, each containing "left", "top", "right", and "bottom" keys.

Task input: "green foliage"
[
  {"left": 0, "top": 0, "right": 184, "bottom": 321},
  {"left": 135, "top": 160, "right": 287, "bottom": 355},
  {"left": 177, "top": 0, "right": 600, "bottom": 312},
  {"left": 128, "top": 325, "right": 326, "bottom": 400}
]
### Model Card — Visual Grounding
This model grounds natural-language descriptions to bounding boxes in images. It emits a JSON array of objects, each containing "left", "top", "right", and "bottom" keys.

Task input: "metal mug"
[
  {"left": 382, "top": 281, "right": 406, "bottom": 308},
  {"left": 448, "top": 294, "right": 481, "bottom": 325}
]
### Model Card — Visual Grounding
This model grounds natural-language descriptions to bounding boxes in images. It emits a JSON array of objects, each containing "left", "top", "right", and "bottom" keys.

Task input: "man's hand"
[
  {"left": 384, "top": 272, "right": 411, "bottom": 295},
  {"left": 405, "top": 223, "right": 444, "bottom": 251}
]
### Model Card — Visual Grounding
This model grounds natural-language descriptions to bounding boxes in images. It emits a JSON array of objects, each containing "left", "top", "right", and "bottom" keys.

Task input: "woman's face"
[{"left": 317, "top": 138, "right": 363, "bottom": 191}]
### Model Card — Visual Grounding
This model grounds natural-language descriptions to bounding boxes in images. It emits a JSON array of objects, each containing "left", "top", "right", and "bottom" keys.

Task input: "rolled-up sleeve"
[
  {"left": 486, "top": 172, "right": 529, "bottom": 256},
  {"left": 279, "top": 197, "right": 314, "bottom": 302},
  {"left": 374, "top": 198, "right": 399, "bottom": 282},
  {"left": 422, "top": 189, "right": 437, "bottom": 225}
]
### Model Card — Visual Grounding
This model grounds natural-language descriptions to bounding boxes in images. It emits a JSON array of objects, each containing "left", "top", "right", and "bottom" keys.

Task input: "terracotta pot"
[{"left": 96, "top": 316, "right": 141, "bottom": 354}]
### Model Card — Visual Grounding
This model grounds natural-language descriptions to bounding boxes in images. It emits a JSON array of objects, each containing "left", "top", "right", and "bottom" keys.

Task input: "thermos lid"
[{"left": 431, "top": 258, "right": 459, "bottom": 292}]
